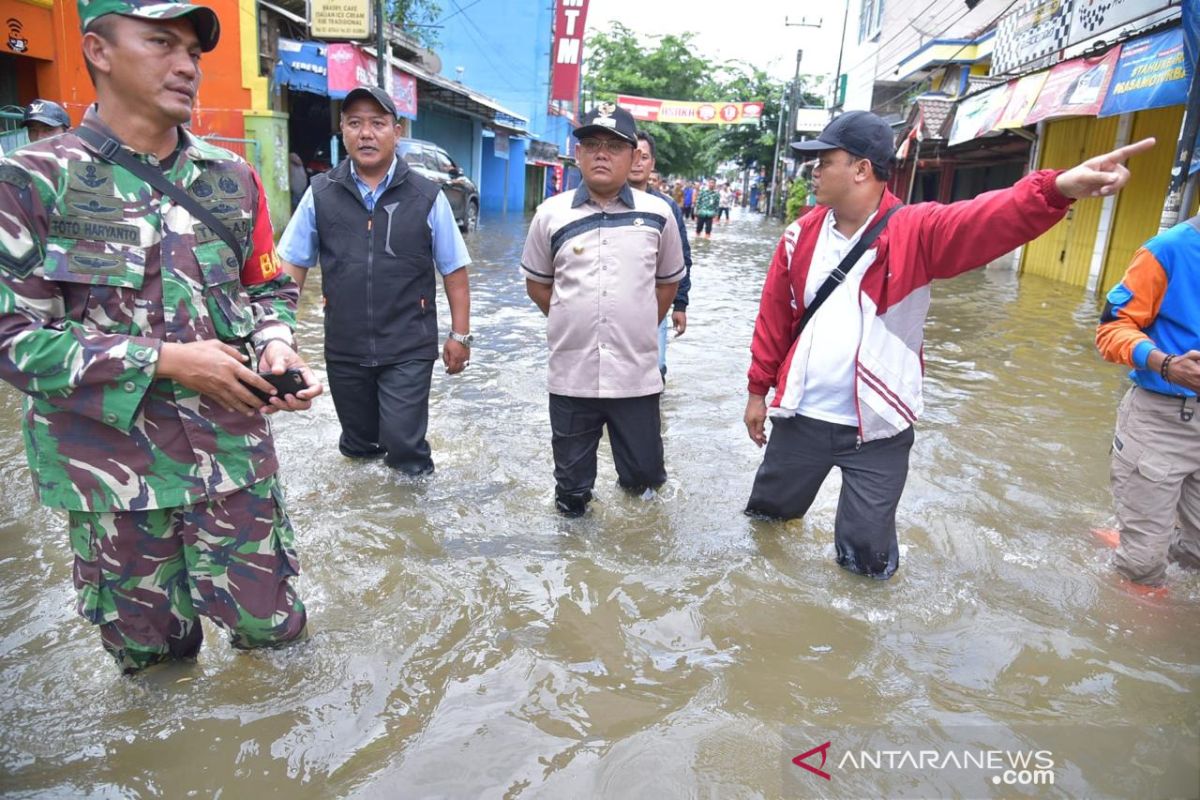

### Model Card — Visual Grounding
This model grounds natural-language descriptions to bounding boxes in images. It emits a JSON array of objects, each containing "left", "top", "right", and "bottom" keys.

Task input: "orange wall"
[{"left": 19, "top": 0, "right": 249, "bottom": 138}]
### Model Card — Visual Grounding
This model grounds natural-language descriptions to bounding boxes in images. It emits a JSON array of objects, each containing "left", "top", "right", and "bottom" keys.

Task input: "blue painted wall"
[
  {"left": 481, "top": 136, "right": 528, "bottom": 214},
  {"left": 411, "top": 105, "right": 478, "bottom": 184},
  {"left": 435, "top": 0, "right": 556, "bottom": 140}
]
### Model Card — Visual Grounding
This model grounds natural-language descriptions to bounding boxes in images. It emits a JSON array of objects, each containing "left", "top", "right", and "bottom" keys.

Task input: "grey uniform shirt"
[{"left": 521, "top": 184, "right": 685, "bottom": 399}]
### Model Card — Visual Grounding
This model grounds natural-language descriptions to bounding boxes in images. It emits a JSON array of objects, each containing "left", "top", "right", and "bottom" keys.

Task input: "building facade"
[{"left": 833, "top": 0, "right": 1196, "bottom": 294}]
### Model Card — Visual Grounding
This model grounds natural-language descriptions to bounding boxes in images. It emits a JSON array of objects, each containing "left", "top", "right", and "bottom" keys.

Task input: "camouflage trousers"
[{"left": 67, "top": 475, "right": 307, "bottom": 673}]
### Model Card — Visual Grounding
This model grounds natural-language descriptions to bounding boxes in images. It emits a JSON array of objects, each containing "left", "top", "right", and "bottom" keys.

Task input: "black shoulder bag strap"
[
  {"left": 793, "top": 204, "right": 903, "bottom": 341},
  {"left": 75, "top": 125, "right": 245, "bottom": 270}
]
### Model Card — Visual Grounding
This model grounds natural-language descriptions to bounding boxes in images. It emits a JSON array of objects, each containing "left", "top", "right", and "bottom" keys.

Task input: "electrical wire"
[
  {"left": 442, "top": 0, "right": 526, "bottom": 93},
  {"left": 840, "top": 0, "right": 948, "bottom": 77},
  {"left": 861, "top": 0, "right": 1024, "bottom": 115}
]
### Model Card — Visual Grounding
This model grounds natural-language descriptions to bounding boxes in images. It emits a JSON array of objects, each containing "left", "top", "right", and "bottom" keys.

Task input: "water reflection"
[{"left": 0, "top": 208, "right": 1196, "bottom": 798}]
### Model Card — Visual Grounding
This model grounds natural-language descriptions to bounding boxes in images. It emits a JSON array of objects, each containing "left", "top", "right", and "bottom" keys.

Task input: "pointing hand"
[{"left": 1055, "top": 137, "right": 1155, "bottom": 199}]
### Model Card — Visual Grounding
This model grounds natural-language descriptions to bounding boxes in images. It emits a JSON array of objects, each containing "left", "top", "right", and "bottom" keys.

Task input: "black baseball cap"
[
  {"left": 23, "top": 99, "right": 70, "bottom": 129},
  {"left": 342, "top": 85, "right": 398, "bottom": 119},
  {"left": 791, "top": 110, "right": 896, "bottom": 179},
  {"left": 574, "top": 102, "right": 638, "bottom": 145}
]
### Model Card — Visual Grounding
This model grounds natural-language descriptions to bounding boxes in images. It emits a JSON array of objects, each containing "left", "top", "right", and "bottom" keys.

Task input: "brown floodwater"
[{"left": 0, "top": 209, "right": 1196, "bottom": 799}]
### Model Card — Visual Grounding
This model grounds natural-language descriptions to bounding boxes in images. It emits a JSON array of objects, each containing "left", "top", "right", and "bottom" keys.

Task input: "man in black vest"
[{"left": 279, "top": 86, "right": 472, "bottom": 475}]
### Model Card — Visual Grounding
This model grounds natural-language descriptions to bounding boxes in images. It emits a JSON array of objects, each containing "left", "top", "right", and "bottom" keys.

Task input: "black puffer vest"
[{"left": 311, "top": 157, "right": 441, "bottom": 364}]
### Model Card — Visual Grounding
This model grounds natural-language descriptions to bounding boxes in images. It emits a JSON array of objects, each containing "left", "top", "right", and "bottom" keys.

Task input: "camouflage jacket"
[{"left": 0, "top": 107, "right": 297, "bottom": 512}]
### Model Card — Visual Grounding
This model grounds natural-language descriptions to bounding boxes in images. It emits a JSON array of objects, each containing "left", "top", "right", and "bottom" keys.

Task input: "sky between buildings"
[{"left": 584, "top": 0, "right": 850, "bottom": 95}]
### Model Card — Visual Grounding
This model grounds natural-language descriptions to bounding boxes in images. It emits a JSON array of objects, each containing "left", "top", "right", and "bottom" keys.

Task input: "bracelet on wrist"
[{"left": 1160, "top": 353, "right": 1175, "bottom": 383}]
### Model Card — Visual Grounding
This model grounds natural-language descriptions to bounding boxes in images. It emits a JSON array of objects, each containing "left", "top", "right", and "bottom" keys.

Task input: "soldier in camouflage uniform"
[{"left": 0, "top": 0, "right": 323, "bottom": 672}]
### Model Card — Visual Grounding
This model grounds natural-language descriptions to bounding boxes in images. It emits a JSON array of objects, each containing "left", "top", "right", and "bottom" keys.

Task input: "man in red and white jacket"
[{"left": 744, "top": 110, "right": 1153, "bottom": 579}]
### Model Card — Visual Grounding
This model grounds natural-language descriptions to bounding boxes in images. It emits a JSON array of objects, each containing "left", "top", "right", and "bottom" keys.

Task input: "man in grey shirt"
[{"left": 521, "top": 104, "right": 685, "bottom": 516}]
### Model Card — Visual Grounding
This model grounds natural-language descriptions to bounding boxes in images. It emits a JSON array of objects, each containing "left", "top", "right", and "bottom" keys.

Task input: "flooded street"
[{"left": 1, "top": 209, "right": 1197, "bottom": 798}]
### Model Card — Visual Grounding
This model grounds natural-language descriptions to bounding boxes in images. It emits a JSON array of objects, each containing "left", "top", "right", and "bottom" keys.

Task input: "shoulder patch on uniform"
[
  {"left": 0, "top": 164, "right": 32, "bottom": 191},
  {"left": 1105, "top": 283, "right": 1133, "bottom": 307}
]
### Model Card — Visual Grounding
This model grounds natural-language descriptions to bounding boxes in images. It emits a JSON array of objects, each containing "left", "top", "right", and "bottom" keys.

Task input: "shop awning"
[
  {"left": 268, "top": 21, "right": 529, "bottom": 134},
  {"left": 274, "top": 38, "right": 328, "bottom": 97},
  {"left": 365, "top": 47, "right": 530, "bottom": 135}
]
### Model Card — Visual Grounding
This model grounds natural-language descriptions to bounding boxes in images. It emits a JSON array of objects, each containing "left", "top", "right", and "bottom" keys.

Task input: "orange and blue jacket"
[{"left": 1096, "top": 216, "right": 1200, "bottom": 398}]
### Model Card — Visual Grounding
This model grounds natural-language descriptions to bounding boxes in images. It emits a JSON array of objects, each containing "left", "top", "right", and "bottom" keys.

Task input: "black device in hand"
[{"left": 245, "top": 369, "right": 309, "bottom": 403}]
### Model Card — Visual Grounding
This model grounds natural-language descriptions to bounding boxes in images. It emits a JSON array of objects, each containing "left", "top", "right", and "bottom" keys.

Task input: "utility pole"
[
  {"left": 767, "top": 86, "right": 787, "bottom": 218},
  {"left": 788, "top": 49, "right": 803, "bottom": 140},
  {"left": 375, "top": 0, "right": 387, "bottom": 87},
  {"left": 831, "top": 0, "right": 851, "bottom": 119},
  {"left": 771, "top": 16, "right": 821, "bottom": 218}
]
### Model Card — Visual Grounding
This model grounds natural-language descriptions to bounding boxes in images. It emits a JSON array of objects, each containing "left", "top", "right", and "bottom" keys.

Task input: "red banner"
[
  {"left": 1025, "top": 47, "right": 1121, "bottom": 124},
  {"left": 617, "top": 94, "right": 765, "bottom": 125},
  {"left": 327, "top": 43, "right": 419, "bottom": 120},
  {"left": 550, "top": 0, "right": 590, "bottom": 102}
]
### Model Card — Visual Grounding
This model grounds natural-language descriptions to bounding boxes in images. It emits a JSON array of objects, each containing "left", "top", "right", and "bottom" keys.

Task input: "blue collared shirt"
[{"left": 278, "top": 155, "right": 471, "bottom": 275}]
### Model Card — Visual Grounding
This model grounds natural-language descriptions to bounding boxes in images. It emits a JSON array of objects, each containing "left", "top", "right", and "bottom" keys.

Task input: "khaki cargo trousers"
[{"left": 1110, "top": 386, "right": 1200, "bottom": 585}]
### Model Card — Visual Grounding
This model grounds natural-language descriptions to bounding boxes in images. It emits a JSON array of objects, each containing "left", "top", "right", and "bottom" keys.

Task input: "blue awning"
[{"left": 274, "top": 38, "right": 329, "bottom": 97}]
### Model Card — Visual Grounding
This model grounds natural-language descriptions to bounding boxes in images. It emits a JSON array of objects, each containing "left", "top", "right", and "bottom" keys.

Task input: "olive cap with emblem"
[
  {"left": 78, "top": 0, "right": 221, "bottom": 52},
  {"left": 22, "top": 99, "right": 71, "bottom": 129},
  {"left": 574, "top": 102, "right": 638, "bottom": 145}
]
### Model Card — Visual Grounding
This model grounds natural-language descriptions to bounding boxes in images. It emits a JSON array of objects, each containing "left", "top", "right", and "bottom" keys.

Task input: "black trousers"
[
  {"left": 746, "top": 414, "right": 914, "bottom": 579},
  {"left": 696, "top": 215, "right": 714, "bottom": 235},
  {"left": 326, "top": 358, "right": 435, "bottom": 474},
  {"left": 550, "top": 394, "right": 666, "bottom": 502}
]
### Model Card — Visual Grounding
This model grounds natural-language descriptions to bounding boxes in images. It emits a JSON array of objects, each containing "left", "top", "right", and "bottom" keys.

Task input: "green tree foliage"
[
  {"left": 786, "top": 177, "right": 811, "bottom": 222},
  {"left": 391, "top": 0, "right": 442, "bottom": 48},
  {"left": 584, "top": 23, "right": 718, "bottom": 176},
  {"left": 584, "top": 23, "right": 824, "bottom": 182}
]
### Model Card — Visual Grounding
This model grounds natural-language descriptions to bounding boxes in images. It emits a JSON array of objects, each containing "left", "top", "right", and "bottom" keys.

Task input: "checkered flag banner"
[{"left": 992, "top": 0, "right": 1074, "bottom": 75}]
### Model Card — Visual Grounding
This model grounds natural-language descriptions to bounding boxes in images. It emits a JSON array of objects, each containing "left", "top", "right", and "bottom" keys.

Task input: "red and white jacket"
[{"left": 748, "top": 169, "right": 1072, "bottom": 442}]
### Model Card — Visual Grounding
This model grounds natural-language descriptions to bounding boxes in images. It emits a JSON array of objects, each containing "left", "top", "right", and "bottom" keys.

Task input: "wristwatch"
[{"left": 449, "top": 330, "right": 474, "bottom": 347}]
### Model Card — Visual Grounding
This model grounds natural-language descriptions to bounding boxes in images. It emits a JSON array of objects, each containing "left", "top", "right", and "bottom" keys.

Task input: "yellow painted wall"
[
  {"left": 1020, "top": 115, "right": 1118, "bottom": 286},
  {"left": 1096, "top": 105, "right": 1186, "bottom": 294}
]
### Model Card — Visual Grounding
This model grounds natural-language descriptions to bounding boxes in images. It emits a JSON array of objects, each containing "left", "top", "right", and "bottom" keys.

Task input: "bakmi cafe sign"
[{"left": 309, "top": 0, "right": 373, "bottom": 41}]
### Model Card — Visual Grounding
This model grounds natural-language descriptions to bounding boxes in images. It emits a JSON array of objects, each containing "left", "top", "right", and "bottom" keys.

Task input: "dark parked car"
[{"left": 396, "top": 138, "right": 479, "bottom": 233}]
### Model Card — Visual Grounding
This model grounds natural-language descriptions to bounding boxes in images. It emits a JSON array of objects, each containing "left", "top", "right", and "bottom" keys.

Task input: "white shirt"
[{"left": 777, "top": 209, "right": 878, "bottom": 426}]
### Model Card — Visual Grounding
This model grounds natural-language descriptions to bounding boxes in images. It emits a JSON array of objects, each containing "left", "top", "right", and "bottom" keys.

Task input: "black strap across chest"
[
  {"left": 75, "top": 125, "right": 245, "bottom": 270},
  {"left": 793, "top": 205, "right": 902, "bottom": 341}
]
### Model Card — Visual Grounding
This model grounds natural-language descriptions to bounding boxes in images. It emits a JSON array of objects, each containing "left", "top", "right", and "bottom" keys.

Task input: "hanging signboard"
[
  {"left": 616, "top": 94, "right": 765, "bottom": 125},
  {"left": 1067, "top": 0, "right": 1180, "bottom": 48},
  {"left": 309, "top": 0, "right": 373, "bottom": 41},
  {"left": 327, "top": 44, "right": 418, "bottom": 119},
  {"left": 992, "top": 0, "right": 1073, "bottom": 75},
  {"left": 1098, "top": 27, "right": 1188, "bottom": 116},
  {"left": 550, "top": 0, "right": 590, "bottom": 102},
  {"left": 994, "top": 71, "right": 1050, "bottom": 128},
  {"left": 1025, "top": 47, "right": 1123, "bottom": 123},
  {"left": 947, "top": 83, "right": 1015, "bottom": 146}
]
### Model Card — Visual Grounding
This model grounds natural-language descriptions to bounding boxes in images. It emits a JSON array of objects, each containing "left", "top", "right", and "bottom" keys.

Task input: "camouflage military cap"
[{"left": 78, "top": 0, "right": 220, "bottom": 52}]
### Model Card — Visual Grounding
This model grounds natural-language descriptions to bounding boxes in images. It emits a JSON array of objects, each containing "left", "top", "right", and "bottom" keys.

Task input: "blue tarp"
[
  {"left": 273, "top": 38, "right": 329, "bottom": 97},
  {"left": 1098, "top": 28, "right": 1188, "bottom": 117}
]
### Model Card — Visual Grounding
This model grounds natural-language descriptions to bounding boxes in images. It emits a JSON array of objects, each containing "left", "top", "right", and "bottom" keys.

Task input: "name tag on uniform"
[{"left": 50, "top": 217, "right": 140, "bottom": 245}]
